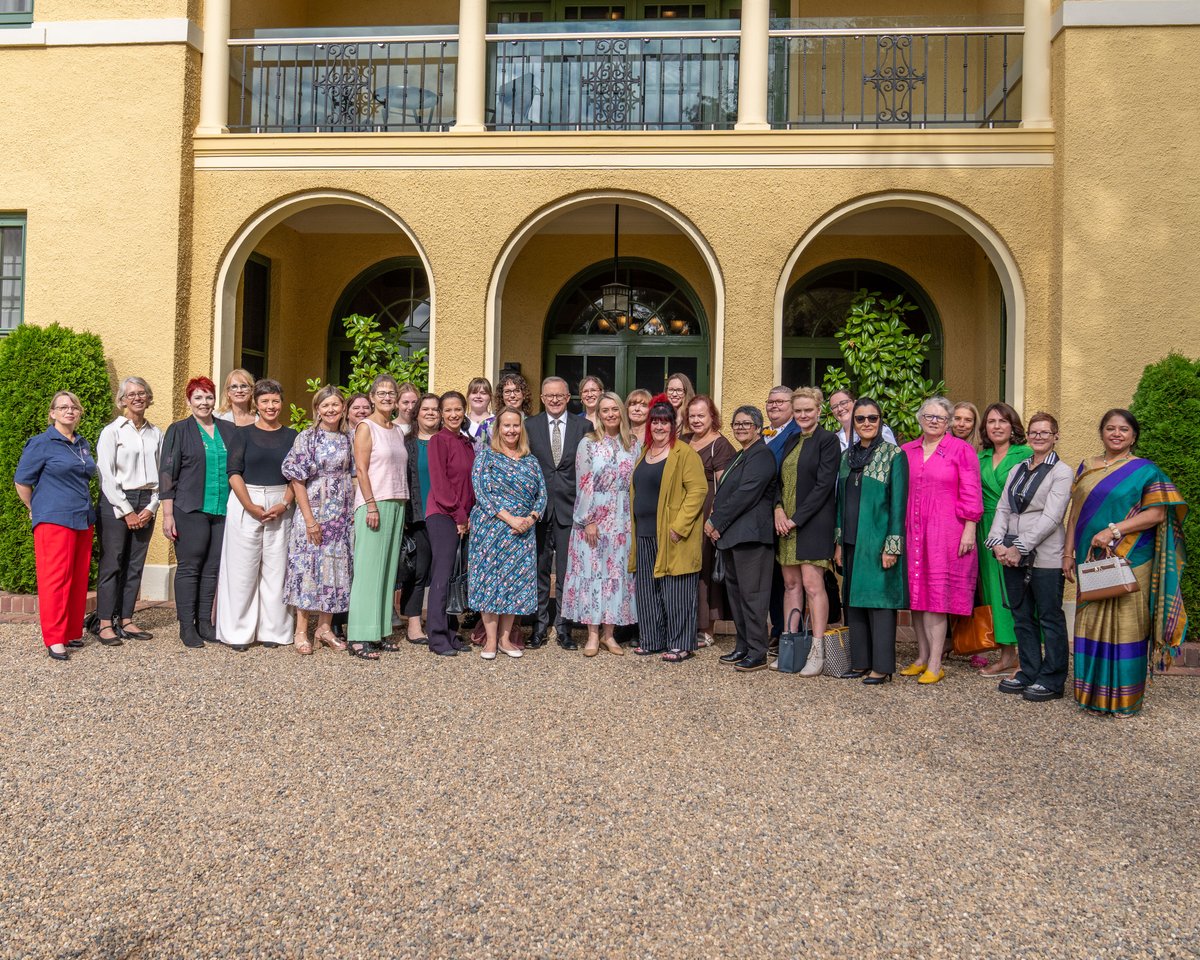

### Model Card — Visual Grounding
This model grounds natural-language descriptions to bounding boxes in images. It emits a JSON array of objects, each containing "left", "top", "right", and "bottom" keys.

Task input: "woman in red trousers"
[{"left": 14, "top": 391, "right": 98, "bottom": 661}]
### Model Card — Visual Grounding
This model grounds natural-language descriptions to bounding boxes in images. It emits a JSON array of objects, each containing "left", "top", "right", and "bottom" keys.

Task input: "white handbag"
[{"left": 1077, "top": 549, "right": 1139, "bottom": 602}]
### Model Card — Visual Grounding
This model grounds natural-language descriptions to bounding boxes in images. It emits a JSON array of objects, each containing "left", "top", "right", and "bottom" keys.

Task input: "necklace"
[
  {"left": 1101, "top": 452, "right": 1130, "bottom": 468},
  {"left": 646, "top": 446, "right": 669, "bottom": 462}
]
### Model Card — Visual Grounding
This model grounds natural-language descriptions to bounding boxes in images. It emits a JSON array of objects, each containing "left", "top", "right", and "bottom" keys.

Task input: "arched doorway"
[
  {"left": 544, "top": 258, "right": 709, "bottom": 407},
  {"left": 327, "top": 258, "right": 430, "bottom": 387},
  {"left": 782, "top": 259, "right": 943, "bottom": 389}
]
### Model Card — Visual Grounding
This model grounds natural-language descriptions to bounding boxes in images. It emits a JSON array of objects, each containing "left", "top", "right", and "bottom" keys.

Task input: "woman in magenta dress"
[{"left": 901, "top": 396, "right": 983, "bottom": 684}]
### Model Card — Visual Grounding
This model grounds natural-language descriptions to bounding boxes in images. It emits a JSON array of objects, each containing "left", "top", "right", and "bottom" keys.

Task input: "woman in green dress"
[{"left": 977, "top": 402, "right": 1033, "bottom": 677}]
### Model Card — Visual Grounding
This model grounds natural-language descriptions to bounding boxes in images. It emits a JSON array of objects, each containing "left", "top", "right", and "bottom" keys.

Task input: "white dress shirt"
[{"left": 96, "top": 416, "right": 162, "bottom": 517}]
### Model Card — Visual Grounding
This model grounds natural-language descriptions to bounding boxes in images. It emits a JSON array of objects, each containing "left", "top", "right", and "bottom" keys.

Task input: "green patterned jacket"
[{"left": 835, "top": 441, "right": 910, "bottom": 610}]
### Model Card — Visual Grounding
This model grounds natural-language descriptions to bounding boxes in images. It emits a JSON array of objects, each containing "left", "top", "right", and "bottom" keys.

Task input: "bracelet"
[{"left": 1109, "top": 523, "right": 1121, "bottom": 538}]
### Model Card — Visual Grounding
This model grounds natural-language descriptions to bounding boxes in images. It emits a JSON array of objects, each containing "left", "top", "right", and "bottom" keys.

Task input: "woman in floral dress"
[
  {"left": 562, "top": 393, "right": 638, "bottom": 656},
  {"left": 282, "top": 385, "right": 354, "bottom": 654},
  {"left": 469, "top": 407, "right": 547, "bottom": 660}
]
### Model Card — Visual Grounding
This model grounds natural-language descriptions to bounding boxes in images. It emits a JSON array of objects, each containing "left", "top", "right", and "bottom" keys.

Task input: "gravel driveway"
[{"left": 2, "top": 606, "right": 1198, "bottom": 959}]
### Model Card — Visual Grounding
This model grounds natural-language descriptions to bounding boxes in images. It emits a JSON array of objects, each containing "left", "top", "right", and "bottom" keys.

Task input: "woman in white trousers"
[{"left": 216, "top": 380, "right": 298, "bottom": 650}]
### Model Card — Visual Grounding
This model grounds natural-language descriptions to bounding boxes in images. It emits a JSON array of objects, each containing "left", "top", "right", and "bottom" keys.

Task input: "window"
[
  {"left": 781, "top": 260, "right": 942, "bottom": 390},
  {"left": 564, "top": 6, "right": 626, "bottom": 20},
  {"left": 327, "top": 259, "right": 430, "bottom": 387},
  {"left": 0, "top": 215, "right": 26, "bottom": 332},
  {"left": 0, "top": 1, "right": 34, "bottom": 27},
  {"left": 239, "top": 254, "right": 270, "bottom": 380}
]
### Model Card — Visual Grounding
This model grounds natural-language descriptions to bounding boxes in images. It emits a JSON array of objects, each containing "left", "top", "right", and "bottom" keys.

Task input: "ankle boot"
[
  {"left": 180, "top": 622, "right": 204, "bottom": 649},
  {"left": 799, "top": 635, "right": 824, "bottom": 677}
]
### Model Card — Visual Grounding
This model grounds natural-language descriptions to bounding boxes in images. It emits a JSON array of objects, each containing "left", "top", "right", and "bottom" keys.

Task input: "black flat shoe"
[
  {"left": 735, "top": 656, "right": 768, "bottom": 672},
  {"left": 47, "top": 649, "right": 70, "bottom": 661},
  {"left": 557, "top": 636, "right": 579, "bottom": 651},
  {"left": 406, "top": 633, "right": 429, "bottom": 645},
  {"left": 225, "top": 643, "right": 251, "bottom": 652},
  {"left": 96, "top": 626, "right": 124, "bottom": 646},
  {"left": 117, "top": 623, "right": 153, "bottom": 641},
  {"left": 180, "top": 624, "right": 204, "bottom": 649},
  {"left": 838, "top": 669, "right": 867, "bottom": 679},
  {"left": 430, "top": 647, "right": 458, "bottom": 657},
  {"left": 259, "top": 641, "right": 282, "bottom": 649},
  {"left": 862, "top": 673, "right": 893, "bottom": 685},
  {"left": 66, "top": 638, "right": 86, "bottom": 649},
  {"left": 196, "top": 622, "right": 217, "bottom": 643},
  {"left": 719, "top": 649, "right": 747, "bottom": 665},
  {"left": 525, "top": 632, "right": 548, "bottom": 649}
]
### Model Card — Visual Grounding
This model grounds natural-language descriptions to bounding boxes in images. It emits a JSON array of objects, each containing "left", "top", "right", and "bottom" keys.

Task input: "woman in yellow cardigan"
[{"left": 629, "top": 395, "right": 708, "bottom": 662}]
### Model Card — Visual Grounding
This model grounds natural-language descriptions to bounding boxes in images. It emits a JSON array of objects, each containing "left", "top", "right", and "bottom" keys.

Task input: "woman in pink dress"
[{"left": 900, "top": 397, "right": 983, "bottom": 684}]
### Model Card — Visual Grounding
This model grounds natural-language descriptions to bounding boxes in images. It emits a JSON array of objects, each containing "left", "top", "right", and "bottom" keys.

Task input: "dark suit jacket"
[
  {"left": 159, "top": 416, "right": 237, "bottom": 515},
  {"left": 526, "top": 411, "right": 589, "bottom": 526},
  {"left": 776, "top": 423, "right": 840, "bottom": 559},
  {"left": 708, "top": 439, "right": 777, "bottom": 548},
  {"left": 405, "top": 432, "right": 426, "bottom": 524}
]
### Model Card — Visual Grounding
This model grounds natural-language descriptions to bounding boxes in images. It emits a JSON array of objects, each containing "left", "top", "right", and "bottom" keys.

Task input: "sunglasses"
[{"left": 854, "top": 414, "right": 880, "bottom": 425}]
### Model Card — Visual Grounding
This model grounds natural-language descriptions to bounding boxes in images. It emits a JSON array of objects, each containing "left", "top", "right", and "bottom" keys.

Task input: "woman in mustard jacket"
[{"left": 629, "top": 395, "right": 708, "bottom": 662}]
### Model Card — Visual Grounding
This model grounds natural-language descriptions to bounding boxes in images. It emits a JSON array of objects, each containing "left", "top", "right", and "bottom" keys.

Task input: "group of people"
[{"left": 13, "top": 367, "right": 1188, "bottom": 717}]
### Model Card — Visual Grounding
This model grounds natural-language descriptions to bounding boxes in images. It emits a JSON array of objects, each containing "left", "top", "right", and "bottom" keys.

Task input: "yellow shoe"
[
  {"left": 917, "top": 669, "right": 945, "bottom": 684},
  {"left": 899, "top": 662, "right": 927, "bottom": 677}
]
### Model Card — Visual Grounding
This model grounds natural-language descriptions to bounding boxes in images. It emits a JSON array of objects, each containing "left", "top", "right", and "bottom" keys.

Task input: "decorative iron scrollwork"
[
  {"left": 316, "top": 44, "right": 376, "bottom": 128},
  {"left": 863, "top": 35, "right": 925, "bottom": 124},
  {"left": 581, "top": 38, "right": 642, "bottom": 127}
]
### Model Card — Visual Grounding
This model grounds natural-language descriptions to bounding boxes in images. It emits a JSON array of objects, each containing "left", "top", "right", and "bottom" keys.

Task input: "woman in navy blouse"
[{"left": 14, "top": 391, "right": 98, "bottom": 661}]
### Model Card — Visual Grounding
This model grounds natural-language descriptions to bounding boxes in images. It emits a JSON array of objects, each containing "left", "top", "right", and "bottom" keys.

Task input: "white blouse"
[{"left": 96, "top": 416, "right": 163, "bottom": 517}]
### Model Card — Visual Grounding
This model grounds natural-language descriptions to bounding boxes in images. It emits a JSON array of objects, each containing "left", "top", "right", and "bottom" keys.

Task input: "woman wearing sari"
[
  {"left": 1064, "top": 408, "right": 1187, "bottom": 716},
  {"left": 976, "top": 403, "right": 1032, "bottom": 677}
]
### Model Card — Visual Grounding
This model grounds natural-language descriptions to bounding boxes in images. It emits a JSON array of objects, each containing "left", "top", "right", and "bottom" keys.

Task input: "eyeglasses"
[
  {"left": 731, "top": 421, "right": 756, "bottom": 429},
  {"left": 373, "top": 391, "right": 396, "bottom": 399},
  {"left": 831, "top": 400, "right": 853, "bottom": 412},
  {"left": 666, "top": 388, "right": 685, "bottom": 397},
  {"left": 921, "top": 414, "right": 949, "bottom": 423},
  {"left": 1027, "top": 430, "right": 1055, "bottom": 439},
  {"left": 53, "top": 405, "right": 81, "bottom": 412},
  {"left": 542, "top": 394, "right": 568, "bottom": 401},
  {"left": 124, "top": 392, "right": 148, "bottom": 400},
  {"left": 854, "top": 414, "right": 880, "bottom": 425},
  {"left": 767, "top": 398, "right": 789, "bottom": 406}
]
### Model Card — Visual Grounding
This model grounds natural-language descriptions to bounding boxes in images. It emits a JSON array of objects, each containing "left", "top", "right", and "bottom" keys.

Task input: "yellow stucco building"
[{"left": 1, "top": 0, "right": 1198, "bottom": 597}]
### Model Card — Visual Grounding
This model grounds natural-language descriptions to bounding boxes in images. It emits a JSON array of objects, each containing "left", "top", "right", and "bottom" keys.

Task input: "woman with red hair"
[
  {"left": 629, "top": 394, "right": 708, "bottom": 662},
  {"left": 159, "top": 376, "right": 237, "bottom": 648}
]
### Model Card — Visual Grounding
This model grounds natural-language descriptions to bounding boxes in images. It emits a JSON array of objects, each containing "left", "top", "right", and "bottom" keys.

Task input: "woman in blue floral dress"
[
  {"left": 469, "top": 407, "right": 547, "bottom": 660},
  {"left": 282, "top": 386, "right": 354, "bottom": 654},
  {"left": 562, "top": 392, "right": 638, "bottom": 656}
]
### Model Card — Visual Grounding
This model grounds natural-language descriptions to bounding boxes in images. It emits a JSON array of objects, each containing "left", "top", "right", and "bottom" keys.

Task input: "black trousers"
[
  {"left": 535, "top": 518, "right": 572, "bottom": 634},
  {"left": 97, "top": 490, "right": 155, "bottom": 622},
  {"left": 843, "top": 543, "right": 897, "bottom": 674},
  {"left": 398, "top": 523, "right": 432, "bottom": 618},
  {"left": 173, "top": 509, "right": 225, "bottom": 628},
  {"left": 1004, "top": 565, "right": 1069, "bottom": 693},
  {"left": 768, "top": 559, "right": 785, "bottom": 640},
  {"left": 723, "top": 541, "right": 774, "bottom": 660},
  {"left": 425, "top": 514, "right": 463, "bottom": 654}
]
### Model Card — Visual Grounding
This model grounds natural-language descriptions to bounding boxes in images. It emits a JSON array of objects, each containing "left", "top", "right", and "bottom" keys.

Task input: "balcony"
[{"left": 219, "top": 16, "right": 1031, "bottom": 135}]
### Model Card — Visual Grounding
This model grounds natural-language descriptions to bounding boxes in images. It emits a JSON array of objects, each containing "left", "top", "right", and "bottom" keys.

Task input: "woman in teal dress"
[
  {"left": 1065, "top": 408, "right": 1187, "bottom": 716},
  {"left": 976, "top": 402, "right": 1033, "bottom": 677},
  {"left": 469, "top": 407, "right": 547, "bottom": 660}
]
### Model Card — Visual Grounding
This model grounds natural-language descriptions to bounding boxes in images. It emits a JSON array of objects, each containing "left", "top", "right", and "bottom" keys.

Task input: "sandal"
[
  {"left": 348, "top": 642, "right": 380, "bottom": 661},
  {"left": 378, "top": 639, "right": 401, "bottom": 653},
  {"left": 969, "top": 654, "right": 989, "bottom": 669},
  {"left": 314, "top": 627, "right": 346, "bottom": 651},
  {"left": 632, "top": 646, "right": 660, "bottom": 656},
  {"left": 662, "top": 650, "right": 693, "bottom": 663},
  {"left": 294, "top": 632, "right": 313, "bottom": 656}
]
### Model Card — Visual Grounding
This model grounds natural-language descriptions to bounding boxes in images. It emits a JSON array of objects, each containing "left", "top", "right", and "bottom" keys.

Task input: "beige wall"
[
  {"left": 36, "top": 0, "right": 193, "bottom": 20},
  {"left": 1051, "top": 25, "right": 1200, "bottom": 465}
]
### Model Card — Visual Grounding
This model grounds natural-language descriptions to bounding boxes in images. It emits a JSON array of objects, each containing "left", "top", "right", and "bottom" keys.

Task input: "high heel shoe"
[
  {"left": 862, "top": 673, "right": 893, "bottom": 685},
  {"left": 315, "top": 627, "right": 346, "bottom": 652}
]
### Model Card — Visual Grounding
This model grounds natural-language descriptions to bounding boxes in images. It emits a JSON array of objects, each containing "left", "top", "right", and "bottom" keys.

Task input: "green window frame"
[
  {"left": 0, "top": 214, "right": 27, "bottom": 333},
  {"left": 239, "top": 253, "right": 271, "bottom": 380},
  {"left": 0, "top": 1, "right": 35, "bottom": 27},
  {"left": 782, "top": 259, "right": 943, "bottom": 390}
]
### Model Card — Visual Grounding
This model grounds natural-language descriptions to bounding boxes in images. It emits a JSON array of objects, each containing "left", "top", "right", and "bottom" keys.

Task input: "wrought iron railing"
[
  {"left": 767, "top": 27, "right": 1023, "bottom": 128},
  {"left": 228, "top": 35, "right": 458, "bottom": 133},
  {"left": 486, "top": 24, "right": 740, "bottom": 131}
]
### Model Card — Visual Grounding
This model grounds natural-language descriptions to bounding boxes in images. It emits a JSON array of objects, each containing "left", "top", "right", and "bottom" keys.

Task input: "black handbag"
[
  {"left": 776, "top": 608, "right": 813, "bottom": 674},
  {"left": 711, "top": 547, "right": 726, "bottom": 584},
  {"left": 445, "top": 535, "right": 471, "bottom": 616},
  {"left": 395, "top": 532, "right": 419, "bottom": 584}
]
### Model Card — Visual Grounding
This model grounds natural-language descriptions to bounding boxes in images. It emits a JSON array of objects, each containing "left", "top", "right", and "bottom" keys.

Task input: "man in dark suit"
[
  {"left": 706, "top": 406, "right": 779, "bottom": 671},
  {"left": 525, "top": 376, "right": 590, "bottom": 650}
]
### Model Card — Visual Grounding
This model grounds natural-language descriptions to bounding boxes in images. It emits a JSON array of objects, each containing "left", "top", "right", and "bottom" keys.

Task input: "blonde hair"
[
  {"left": 218, "top": 368, "right": 254, "bottom": 414},
  {"left": 47, "top": 390, "right": 83, "bottom": 424},
  {"left": 952, "top": 401, "right": 981, "bottom": 447},
  {"left": 489, "top": 406, "right": 531, "bottom": 458},
  {"left": 588, "top": 392, "right": 634, "bottom": 450},
  {"left": 791, "top": 386, "right": 824, "bottom": 407}
]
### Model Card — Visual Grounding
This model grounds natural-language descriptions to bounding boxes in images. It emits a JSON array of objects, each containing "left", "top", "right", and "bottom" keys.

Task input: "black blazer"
[
  {"left": 526, "top": 411, "right": 590, "bottom": 526},
  {"left": 159, "top": 416, "right": 237, "bottom": 515},
  {"left": 708, "top": 439, "right": 777, "bottom": 548},
  {"left": 777, "top": 423, "right": 839, "bottom": 559},
  {"left": 405, "top": 432, "right": 426, "bottom": 525}
]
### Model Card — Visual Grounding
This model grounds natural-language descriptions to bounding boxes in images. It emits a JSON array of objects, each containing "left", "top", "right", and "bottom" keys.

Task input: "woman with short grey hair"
[{"left": 95, "top": 376, "right": 162, "bottom": 644}]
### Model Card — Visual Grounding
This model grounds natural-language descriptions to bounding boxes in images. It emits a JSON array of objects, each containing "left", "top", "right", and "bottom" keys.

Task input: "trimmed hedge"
[
  {"left": 0, "top": 324, "right": 112, "bottom": 594},
  {"left": 1130, "top": 352, "right": 1200, "bottom": 614}
]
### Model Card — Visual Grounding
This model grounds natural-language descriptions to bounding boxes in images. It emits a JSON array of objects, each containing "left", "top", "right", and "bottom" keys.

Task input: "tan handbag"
[
  {"left": 951, "top": 605, "right": 997, "bottom": 656},
  {"left": 1077, "top": 549, "right": 1140, "bottom": 602}
]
